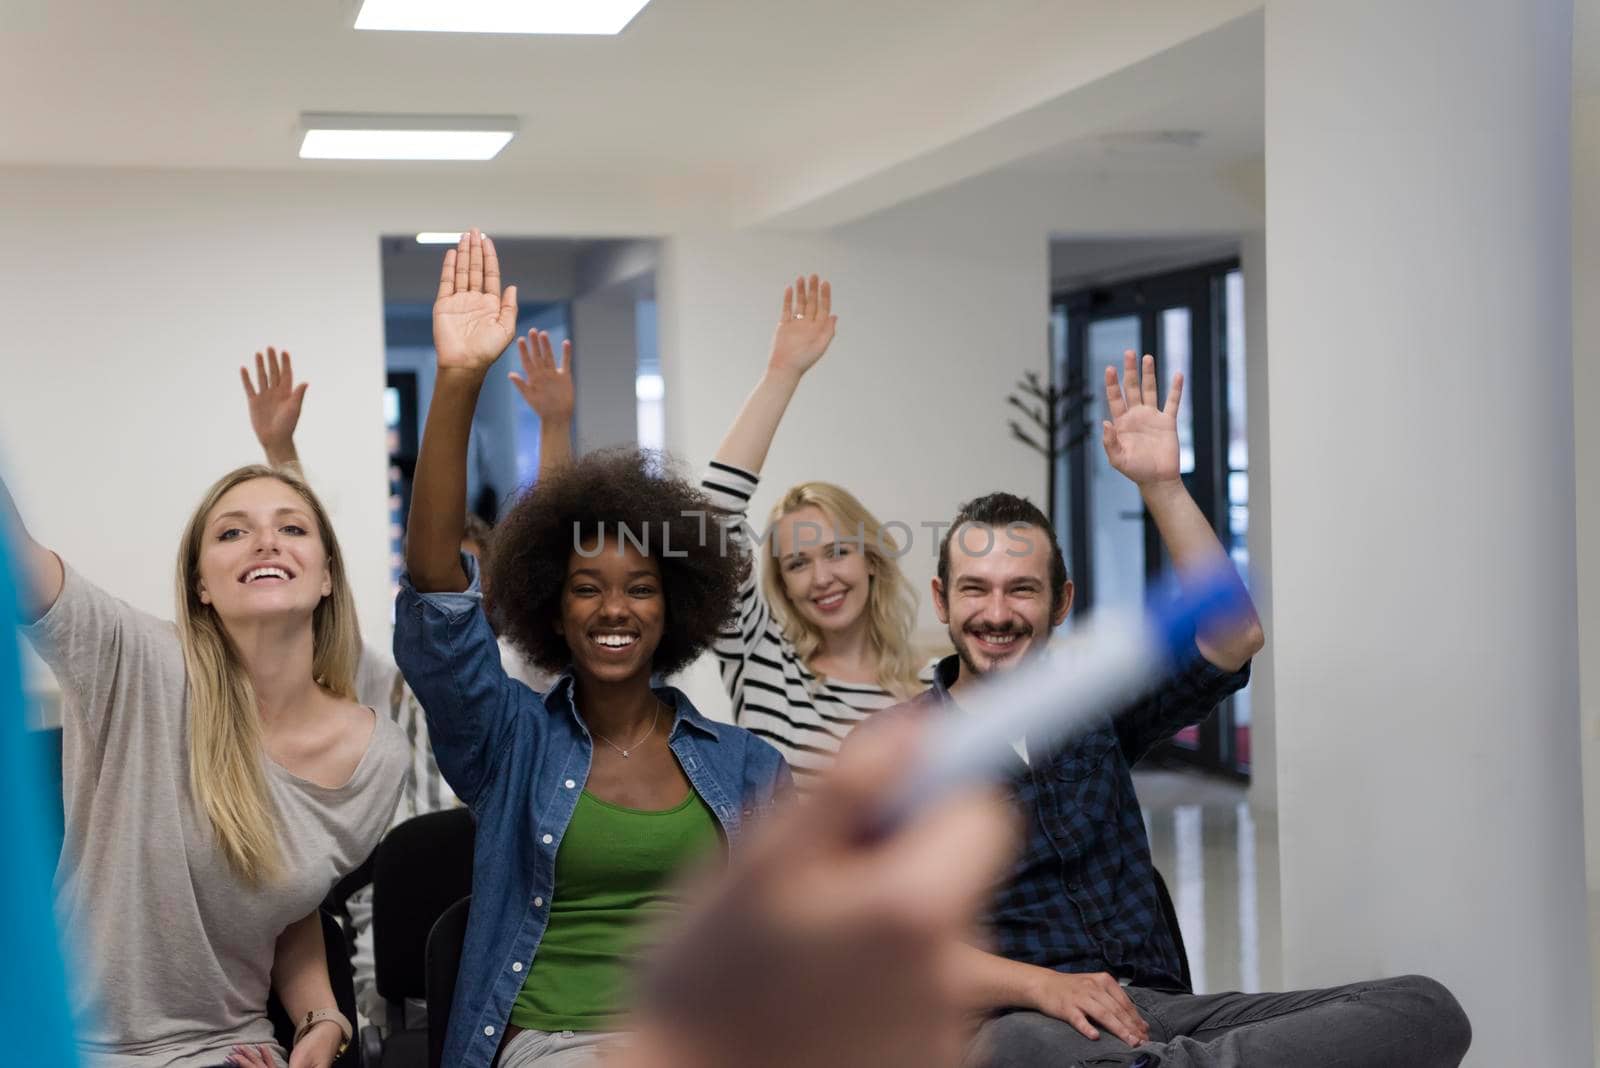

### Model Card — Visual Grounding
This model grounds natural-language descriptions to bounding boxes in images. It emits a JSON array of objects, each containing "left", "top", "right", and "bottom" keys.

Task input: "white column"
[
  {"left": 1240, "top": 229, "right": 1276, "bottom": 817},
  {"left": 1574, "top": 91, "right": 1600, "bottom": 1059},
  {"left": 1264, "top": 1, "right": 1590, "bottom": 1064},
  {"left": 1240, "top": 228, "right": 1285, "bottom": 993}
]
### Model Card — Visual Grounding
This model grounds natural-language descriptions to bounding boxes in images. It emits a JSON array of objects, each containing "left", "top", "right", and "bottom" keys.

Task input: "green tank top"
[{"left": 510, "top": 788, "right": 721, "bottom": 1032}]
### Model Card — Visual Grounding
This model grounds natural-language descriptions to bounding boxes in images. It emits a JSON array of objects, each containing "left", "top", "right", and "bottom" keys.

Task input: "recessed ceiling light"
[
  {"left": 416, "top": 232, "right": 466, "bottom": 244},
  {"left": 300, "top": 130, "right": 512, "bottom": 160},
  {"left": 298, "top": 114, "right": 517, "bottom": 161},
  {"left": 354, "top": 0, "right": 653, "bottom": 35}
]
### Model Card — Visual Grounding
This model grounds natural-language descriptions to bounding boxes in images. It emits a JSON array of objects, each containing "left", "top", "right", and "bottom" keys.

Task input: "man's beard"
[{"left": 949, "top": 623, "right": 1033, "bottom": 681}]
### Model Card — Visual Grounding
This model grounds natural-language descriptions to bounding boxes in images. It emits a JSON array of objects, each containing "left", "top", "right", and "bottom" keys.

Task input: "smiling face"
[
  {"left": 771, "top": 505, "right": 874, "bottom": 639},
  {"left": 193, "top": 477, "right": 333, "bottom": 626},
  {"left": 933, "top": 522, "right": 1072, "bottom": 679},
  {"left": 558, "top": 533, "right": 666, "bottom": 686}
]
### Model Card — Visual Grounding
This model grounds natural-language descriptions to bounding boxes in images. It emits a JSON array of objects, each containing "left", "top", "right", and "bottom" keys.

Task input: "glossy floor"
[
  {"left": 1135, "top": 770, "right": 1600, "bottom": 1063},
  {"left": 1135, "top": 770, "right": 1280, "bottom": 995}
]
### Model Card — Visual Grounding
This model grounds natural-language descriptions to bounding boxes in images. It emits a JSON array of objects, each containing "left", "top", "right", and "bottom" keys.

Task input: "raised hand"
[
  {"left": 433, "top": 228, "right": 518, "bottom": 374},
  {"left": 1102, "top": 350, "right": 1182, "bottom": 487},
  {"left": 240, "top": 347, "right": 306, "bottom": 467},
  {"left": 767, "top": 274, "right": 837, "bottom": 380},
  {"left": 509, "top": 330, "right": 575, "bottom": 424}
]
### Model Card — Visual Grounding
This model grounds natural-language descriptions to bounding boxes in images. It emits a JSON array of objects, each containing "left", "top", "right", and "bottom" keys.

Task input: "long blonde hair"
[
  {"left": 760, "top": 482, "right": 923, "bottom": 699},
  {"left": 174, "top": 465, "right": 360, "bottom": 883}
]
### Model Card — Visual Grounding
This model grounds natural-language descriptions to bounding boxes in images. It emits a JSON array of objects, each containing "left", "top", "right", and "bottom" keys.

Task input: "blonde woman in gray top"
[
  {"left": 238, "top": 348, "right": 557, "bottom": 1028},
  {"left": 3, "top": 461, "right": 407, "bottom": 1068}
]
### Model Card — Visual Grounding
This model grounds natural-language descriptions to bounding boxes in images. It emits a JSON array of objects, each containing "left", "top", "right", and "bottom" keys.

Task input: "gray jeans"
[
  {"left": 497, "top": 1027, "right": 630, "bottom": 1068},
  {"left": 964, "top": 973, "right": 1471, "bottom": 1068}
]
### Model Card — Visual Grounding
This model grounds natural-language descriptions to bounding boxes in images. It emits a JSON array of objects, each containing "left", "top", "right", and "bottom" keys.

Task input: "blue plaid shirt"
[{"left": 919, "top": 648, "right": 1249, "bottom": 990}]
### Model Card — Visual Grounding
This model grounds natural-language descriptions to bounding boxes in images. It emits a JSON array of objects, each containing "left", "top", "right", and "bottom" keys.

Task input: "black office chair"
[
  {"left": 321, "top": 851, "right": 376, "bottom": 961},
  {"left": 425, "top": 896, "right": 471, "bottom": 1068},
  {"left": 1150, "top": 866, "right": 1193, "bottom": 993},
  {"left": 267, "top": 909, "right": 361, "bottom": 1068},
  {"left": 362, "top": 808, "right": 476, "bottom": 1068}
]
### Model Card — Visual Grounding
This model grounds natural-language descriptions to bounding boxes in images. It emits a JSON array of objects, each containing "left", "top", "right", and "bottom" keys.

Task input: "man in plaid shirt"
[{"left": 919, "top": 354, "right": 1471, "bottom": 1068}]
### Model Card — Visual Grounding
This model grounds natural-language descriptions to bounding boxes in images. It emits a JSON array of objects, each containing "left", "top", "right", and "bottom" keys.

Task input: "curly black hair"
[{"left": 485, "top": 447, "right": 743, "bottom": 676}]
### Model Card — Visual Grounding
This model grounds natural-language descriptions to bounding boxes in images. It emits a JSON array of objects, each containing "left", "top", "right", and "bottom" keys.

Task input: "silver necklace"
[{"left": 593, "top": 703, "right": 660, "bottom": 759}]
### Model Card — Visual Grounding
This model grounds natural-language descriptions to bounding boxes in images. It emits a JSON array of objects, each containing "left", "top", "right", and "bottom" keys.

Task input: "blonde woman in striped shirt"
[{"left": 701, "top": 276, "right": 936, "bottom": 787}]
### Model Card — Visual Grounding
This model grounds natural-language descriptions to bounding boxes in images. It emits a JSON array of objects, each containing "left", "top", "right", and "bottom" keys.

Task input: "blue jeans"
[{"left": 964, "top": 974, "right": 1470, "bottom": 1067}]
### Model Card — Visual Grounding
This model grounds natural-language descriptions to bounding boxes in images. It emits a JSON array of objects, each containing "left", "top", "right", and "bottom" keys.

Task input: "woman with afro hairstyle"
[{"left": 394, "top": 230, "right": 790, "bottom": 1068}]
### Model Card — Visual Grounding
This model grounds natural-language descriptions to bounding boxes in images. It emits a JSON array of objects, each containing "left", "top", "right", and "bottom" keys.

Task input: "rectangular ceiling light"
[
  {"left": 416, "top": 232, "right": 466, "bottom": 244},
  {"left": 298, "top": 114, "right": 517, "bottom": 161},
  {"left": 354, "top": 0, "right": 653, "bottom": 35}
]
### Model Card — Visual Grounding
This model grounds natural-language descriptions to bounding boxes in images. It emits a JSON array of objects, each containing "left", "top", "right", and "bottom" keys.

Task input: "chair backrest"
[
  {"left": 319, "top": 850, "right": 376, "bottom": 961},
  {"left": 425, "top": 895, "right": 472, "bottom": 1068},
  {"left": 324, "top": 849, "right": 376, "bottom": 916},
  {"left": 1149, "top": 865, "right": 1193, "bottom": 993},
  {"left": 267, "top": 910, "right": 360, "bottom": 1068},
  {"left": 373, "top": 807, "right": 476, "bottom": 1002}
]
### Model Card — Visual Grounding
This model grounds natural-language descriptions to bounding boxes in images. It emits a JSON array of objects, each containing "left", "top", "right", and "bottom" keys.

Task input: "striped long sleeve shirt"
[{"left": 700, "top": 461, "right": 936, "bottom": 787}]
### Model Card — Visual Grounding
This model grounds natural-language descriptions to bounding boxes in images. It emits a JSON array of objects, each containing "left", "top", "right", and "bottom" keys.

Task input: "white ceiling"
[
  {"left": 1011, "top": 23, "right": 1262, "bottom": 179},
  {"left": 1050, "top": 236, "right": 1240, "bottom": 291},
  {"left": 3, "top": 1, "right": 1583, "bottom": 227},
  {"left": 0, "top": 0, "right": 1217, "bottom": 173},
  {"left": 0, "top": 0, "right": 1262, "bottom": 222}
]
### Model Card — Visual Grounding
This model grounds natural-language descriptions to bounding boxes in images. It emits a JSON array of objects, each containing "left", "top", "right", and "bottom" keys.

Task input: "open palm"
[
  {"left": 767, "top": 274, "right": 837, "bottom": 379},
  {"left": 1102, "top": 350, "right": 1182, "bottom": 486},
  {"left": 433, "top": 229, "right": 518, "bottom": 373},
  {"left": 239, "top": 346, "right": 306, "bottom": 450},
  {"left": 509, "top": 329, "right": 575, "bottom": 422}
]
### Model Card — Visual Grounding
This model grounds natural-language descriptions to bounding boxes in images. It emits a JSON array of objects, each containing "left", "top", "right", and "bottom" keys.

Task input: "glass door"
[{"left": 1085, "top": 316, "right": 1147, "bottom": 614}]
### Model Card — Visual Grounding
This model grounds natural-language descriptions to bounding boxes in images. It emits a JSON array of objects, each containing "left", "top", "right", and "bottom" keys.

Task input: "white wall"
[
  {"left": 576, "top": 241, "right": 658, "bottom": 297},
  {"left": 1237, "top": 231, "right": 1276, "bottom": 808},
  {"left": 0, "top": 165, "right": 692, "bottom": 673},
  {"left": 0, "top": 170, "right": 392, "bottom": 652},
  {"left": 0, "top": 166, "right": 1051, "bottom": 718},
  {"left": 1575, "top": 92, "right": 1600, "bottom": 971},
  {"left": 1264, "top": 2, "right": 1589, "bottom": 1063}
]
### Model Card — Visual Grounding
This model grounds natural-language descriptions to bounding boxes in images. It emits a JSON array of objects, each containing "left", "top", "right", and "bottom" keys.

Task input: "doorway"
[{"left": 1053, "top": 259, "right": 1251, "bottom": 778}]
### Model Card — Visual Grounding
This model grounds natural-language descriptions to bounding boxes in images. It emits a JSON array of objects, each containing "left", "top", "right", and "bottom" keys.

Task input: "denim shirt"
[
  {"left": 914, "top": 647, "right": 1248, "bottom": 990},
  {"left": 393, "top": 556, "right": 791, "bottom": 1068}
]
